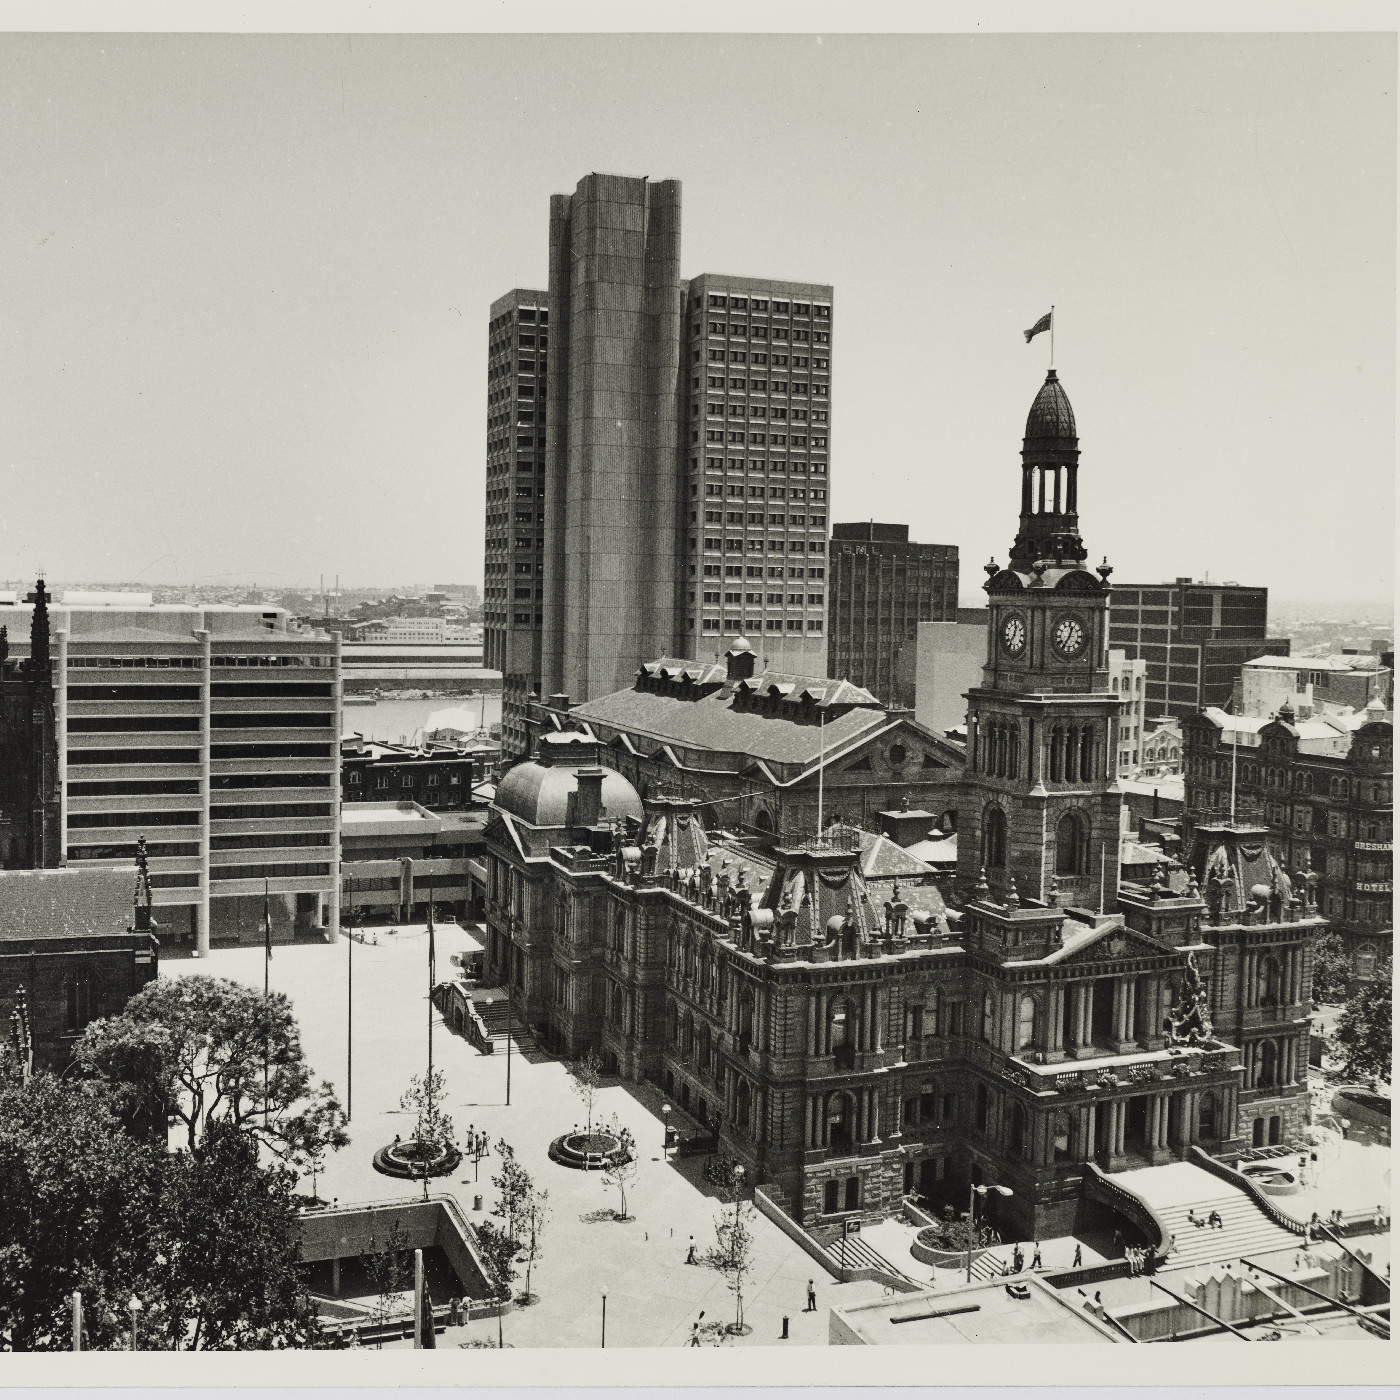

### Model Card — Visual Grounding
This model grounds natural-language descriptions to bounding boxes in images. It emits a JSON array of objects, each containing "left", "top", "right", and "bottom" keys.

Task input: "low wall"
[
  {"left": 754, "top": 1186, "right": 918, "bottom": 1292},
  {"left": 298, "top": 1195, "right": 497, "bottom": 1304},
  {"left": 436, "top": 982, "right": 494, "bottom": 1054}
]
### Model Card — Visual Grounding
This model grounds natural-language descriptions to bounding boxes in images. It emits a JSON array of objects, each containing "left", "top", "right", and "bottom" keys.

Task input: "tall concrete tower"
[{"left": 540, "top": 174, "right": 685, "bottom": 705}]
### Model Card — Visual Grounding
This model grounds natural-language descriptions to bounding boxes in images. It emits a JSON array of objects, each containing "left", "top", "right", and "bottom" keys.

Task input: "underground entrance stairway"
[{"left": 1104, "top": 1161, "right": 1302, "bottom": 1271}]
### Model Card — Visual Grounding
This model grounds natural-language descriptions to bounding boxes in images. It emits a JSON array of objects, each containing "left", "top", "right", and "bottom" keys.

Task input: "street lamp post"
[
  {"left": 600, "top": 1286, "right": 608, "bottom": 1348},
  {"left": 965, "top": 1184, "right": 1014, "bottom": 1283},
  {"left": 731, "top": 1165, "right": 746, "bottom": 1334},
  {"left": 127, "top": 1294, "right": 143, "bottom": 1352},
  {"left": 662, "top": 1103, "right": 671, "bottom": 1155}
]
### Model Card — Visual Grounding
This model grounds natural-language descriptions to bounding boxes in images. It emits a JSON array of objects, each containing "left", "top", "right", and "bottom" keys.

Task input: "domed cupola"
[{"left": 1008, "top": 369, "right": 1088, "bottom": 572}]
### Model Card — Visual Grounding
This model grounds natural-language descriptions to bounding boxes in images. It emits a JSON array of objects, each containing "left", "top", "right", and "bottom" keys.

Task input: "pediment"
[{"left": 1051, "top": 920, "right": 1176, "bottom": 966}]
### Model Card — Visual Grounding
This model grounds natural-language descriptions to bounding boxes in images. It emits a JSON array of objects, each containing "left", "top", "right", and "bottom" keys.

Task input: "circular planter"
[
  {"left": 373, "top": 1137, "right": 463, "bottom": 1180},
  {"left": 1240, "top": 1161, "right": 1300, "bottom": 1196},
  {"left": 548, "top": 1130, "right": 631, "bottom": 1171}
]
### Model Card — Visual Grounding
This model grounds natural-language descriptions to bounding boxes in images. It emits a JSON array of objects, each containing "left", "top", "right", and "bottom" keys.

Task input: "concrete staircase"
[
  {"left": 823, "top": 1232, "right": 920, "bottom": 1286},
  {"left": 1109, "top": 1162, "right": 1302, "bottom": 1272},
  {"left": 471, "top": 992, "right": 538, "bottom": 1052}
]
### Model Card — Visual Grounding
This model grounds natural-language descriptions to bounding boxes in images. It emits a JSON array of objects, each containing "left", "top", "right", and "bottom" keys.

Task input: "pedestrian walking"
[
  {"left": 806, "top": 1279, "right": 817, "bottom": 1312},
  {"left": 1031, "top": 1241, "right": 1042, "bottom": 1270},
  {"left": 688, "top": 1320, "right": 701, "bottom": 1346},
  {"left": 686, "top": 1235, "right": 697, "bottom": 1265},
  {"left": 1072, "top": 1242, "right": 1083, "bottom": 1268}
]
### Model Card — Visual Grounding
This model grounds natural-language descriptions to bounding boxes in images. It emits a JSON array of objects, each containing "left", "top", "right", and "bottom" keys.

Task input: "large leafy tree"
[
  {"left": 77, "top": 975, "right": 348, "bottom": 1175},
  {"left": 0, "top": 1072, "right": 161, "bottom": 1351},
  {"left": 1330, "top": 957, "right": 1392, "bottom": 1083},
  {"left": 145, "top": 1121, "right": 327, "bottom": 1351},
  {"left": 1311, "top": 932, "right": 1352, "bottom": 1005}
]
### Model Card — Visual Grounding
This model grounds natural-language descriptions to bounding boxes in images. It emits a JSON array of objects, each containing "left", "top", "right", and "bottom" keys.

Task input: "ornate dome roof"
[
  {"left": 1024, "top": 369, "right": 1077, "bottom": 445},
  {"left": 494, "top": 760, "right": 643, "bottom": 829}
]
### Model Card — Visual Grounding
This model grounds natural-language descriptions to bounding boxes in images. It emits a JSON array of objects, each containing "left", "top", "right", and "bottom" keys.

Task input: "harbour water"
[{"left": 340, "top": 692, "right": 501, "bottom": 745}]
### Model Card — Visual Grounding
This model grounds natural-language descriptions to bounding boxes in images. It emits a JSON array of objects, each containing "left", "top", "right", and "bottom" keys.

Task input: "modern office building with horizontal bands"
[
  {"left": 484, "top": 288, "right": 549, "bottom": 759},
  {"left": 1106, "top": 579, "right": 1289, "bottom": 720},
  {"left": 826, "top": 522, "right": 958, "bottom": 709},
  {"left": 0, "top": 591, "right": 341, "bottom": 956}
]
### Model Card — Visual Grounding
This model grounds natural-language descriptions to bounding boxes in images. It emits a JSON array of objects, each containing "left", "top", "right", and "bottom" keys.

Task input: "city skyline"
[{"left": 0, "top": 32, "right": 1391, "bottom": 605}]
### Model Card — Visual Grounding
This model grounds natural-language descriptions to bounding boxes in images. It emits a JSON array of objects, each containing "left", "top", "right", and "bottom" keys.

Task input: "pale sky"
[{"left": 0, "top": 31, "right": 1392, "bottom": 606}]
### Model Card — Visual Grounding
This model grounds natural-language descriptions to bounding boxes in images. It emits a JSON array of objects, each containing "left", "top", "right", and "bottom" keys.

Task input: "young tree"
[
  {"left": 365, "top": 1220, "right": 411, "bottom": 1339},
  {"left": 602, "top": 1121, "right": 639, "bottom": 1220},
  {"left": 473, "top": 1219, "right": 517, "bottom": 1346},
  {"left": 517, "top": 1187, "right": 550, "bottom": 1303},
  {"left": 491, "top": 1139, "right": 532, "bottom": 1244},
  {"left": 76, "top": 975, "right": 348, "bottom": 1176},
  {"left": 1311, "top": 932, "right": 1352, "bottom": 1006},
  {"left": 399, "top": 1067, "right": 458, "bottom": 1155},
  {"left": 1330, "top": 957, "right": 1392, "bottom": 1083},
  {"left": 704, "top": 1197, "right": 756, "bottom": 1336},
  {"left": 568, "top": 1048, "right": 604, "bottom": 1142}
]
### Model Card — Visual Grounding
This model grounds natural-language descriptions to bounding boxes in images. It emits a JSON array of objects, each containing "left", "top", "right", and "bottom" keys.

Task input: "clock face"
[
  {"left": 1000, "top": 614, "right": 1027, "bottom": 657},
  {"left": 1052, "top": 614, "right": 1087, "bottom": 659}
]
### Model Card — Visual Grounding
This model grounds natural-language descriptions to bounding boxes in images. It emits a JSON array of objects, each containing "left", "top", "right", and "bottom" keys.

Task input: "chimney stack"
[{"left": 574, "top": 767, "right": 605, "bottom": 830}]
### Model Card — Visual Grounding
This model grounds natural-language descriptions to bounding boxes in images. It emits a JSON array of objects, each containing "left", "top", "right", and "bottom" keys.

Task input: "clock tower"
[{"left": 957, "top": 369, "right": 1124, "bottom": 913}]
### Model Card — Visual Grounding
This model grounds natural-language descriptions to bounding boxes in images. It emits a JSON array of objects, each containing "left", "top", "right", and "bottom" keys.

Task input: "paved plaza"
[{"left": 167, "top": 926, "right": 891, "bottom": 1348}]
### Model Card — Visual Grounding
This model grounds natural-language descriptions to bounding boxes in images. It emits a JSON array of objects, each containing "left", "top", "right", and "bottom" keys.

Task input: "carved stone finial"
[
  {"left": 1047, "top": 874, "right": 1060, "bottom": 908},
  {"left": 975, "top": 866, "right": 990, "bottom": 900},
  {"left": 1006, "top": 877, "right": 1020, "bottom": 911}
]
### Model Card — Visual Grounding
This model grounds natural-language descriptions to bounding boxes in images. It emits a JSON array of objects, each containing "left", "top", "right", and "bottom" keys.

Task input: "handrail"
[
  {"left": 1187, "top": 1146, "right": 1306, "bottom": 1237},
  {"left": 1082, "top": 1162, "right": 1175, "bottom": 1260}
]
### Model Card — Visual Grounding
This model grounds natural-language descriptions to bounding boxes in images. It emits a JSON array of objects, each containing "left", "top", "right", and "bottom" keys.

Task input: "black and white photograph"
[{"left": 0, "top": 6, "right": 1391, "bottom": 1384}]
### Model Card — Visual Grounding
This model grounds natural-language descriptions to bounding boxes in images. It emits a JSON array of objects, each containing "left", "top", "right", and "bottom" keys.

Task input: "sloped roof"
[
  {"left": 571, "top": 681, "right": 888, "bottom": 767},
  {"left": 0, "top": 867, "right": 136, "bottom": 942},
  {"left": 857, "top": 831, "right": 936, "bottom": 880}
]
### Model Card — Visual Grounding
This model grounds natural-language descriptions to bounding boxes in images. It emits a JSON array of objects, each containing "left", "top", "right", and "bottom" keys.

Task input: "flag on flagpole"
[{"left": 1024, "top": 311, "right": 1053, "bottom": 343}]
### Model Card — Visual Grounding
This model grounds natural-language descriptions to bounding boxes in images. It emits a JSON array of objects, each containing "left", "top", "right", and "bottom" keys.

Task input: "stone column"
[
  {"left": 808, "top": 992, "right": 817, "bottom": 1056},
  {"left": 1113, "top": 1101, "right": 1126, "bottom": 1158},
  {"left": 1142, "top": 976, "right": 1160, "bottom": 1043},
  {"left": 805, "top": 1095, "right": 814, "bottom": 1149},
  {"left": 1083, "top": 1103, "right": 1097, "bottom": 1160},
  {"left": 874, "top": 987, "right": 884, "bottom": 1053},
  {"left": 1124, "top": 980, "right": 1138, "bottom": 1043},
  {"left": 870, "top": 1087, "right": 881, "bottom": 1144},
  {"left": 1244, "top": 950, "right": 1256, "bottom": 1007},
  {"left": 1049, "top": 985, "right": 1065, "bottom": 1053},
  {"left": 1112, "top": 980, "right": 1128, "bottom": 1042}
]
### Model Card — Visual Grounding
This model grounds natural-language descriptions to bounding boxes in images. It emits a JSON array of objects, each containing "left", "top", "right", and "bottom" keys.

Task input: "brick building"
[
  {"left": 340, "top": 736, "right": 474, "bottom": 811},
  {"left": 1182, "top": 699, "right": 1392, "bottom": 985},
  {"left": 0, "top": 862, "right": 159, "bottom": 1076},
  {"left": 826, "top": 522, "right": 958, "bottom": 709},
  {"left": 482, "top": 368, "right": 1324, "bottom": 1239}
]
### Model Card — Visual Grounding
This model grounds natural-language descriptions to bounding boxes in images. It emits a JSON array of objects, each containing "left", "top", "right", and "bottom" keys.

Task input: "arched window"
[
  {"left": 1049, "top": 726, "right": 1064, "bottom": 783},
  {"left": 975, "top": 1082, "right": 991, "bottom": 1134},
  {"left": 682, "top": 1012, "right": 695, "bottom": 1058},
  {"left": 982, "top": 992, "right": 996, "bottom": 1043},
  {"left": 1257, "top": 955, "right": 1281, "bottom": 1008},
  {"left": 1055, "top": 810, "right": 1089, "bottom": 876},
  {"left": 735, "top": 1079, "right": 752, "bottom": 1132},
  {"left": 829, "top": 998, "right": 854, "bottom": 1051},
  {"left": 1008, "top": 1103, "right": 1027, "bottom": 1156},
  {"left": 1052, "top": 1110, "right": 1071, "bottom": 1160},
  {"left": 1198, "top": 1091, "right": 1217, "bottom": 1139},
  {"left": 740, "top": 989, "right": 755, "bottom": 1043},
  {"left": 65, "top": 970, "right": 97, "bottom": 1033},
  {"left": 698, "top": 1022, "right": 711, "bottom": 1071},
  {"left": 1017, "top": 994, "right": 1036, "bottom": 1050},
  {"left": 981, "top": 806, "right": 1007, "bottom": 869},
  {"left": 1259, "top": 1039, "right": 1278, "bottom": 1088},
  {"left": 1080, "top": 727, "right": 1094, "bottom": 781},
  {"left": 828, "top": 1093, "right": 853, "bottom": 1153},
  {"left": 1008, "top": 725, "right": 1020, "bottom": 779}
]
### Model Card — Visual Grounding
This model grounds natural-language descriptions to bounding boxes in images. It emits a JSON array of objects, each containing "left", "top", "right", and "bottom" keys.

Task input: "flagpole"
[
  {"left": 263, "top": 877, "right": 271, "bottom": 1127},
  {"left": 346, "top": 878, "right": 353, "bottom": 1123},
  {"left": 427, "top": 844, "right": 436, "bottom": 1091},
  {"left": 1050, "top": 305, "right": 1055, "bottom": 370}
]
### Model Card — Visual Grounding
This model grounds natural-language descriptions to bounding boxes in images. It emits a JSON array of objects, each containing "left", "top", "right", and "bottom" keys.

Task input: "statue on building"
[{"left": 1166, "top": 951, "right": 1214, "bottom": 1046}]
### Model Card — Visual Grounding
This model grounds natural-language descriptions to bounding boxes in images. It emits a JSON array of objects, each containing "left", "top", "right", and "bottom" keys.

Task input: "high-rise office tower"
[
  {"left": 490, "top": 175, "right": 835, "bottom": 757},
  {"left": 540, "top": 174, "right": 685, "bottom": 708},
  {"left": 826, "top": 522, "right": 958, "bottom": 707},
  {"left": 483, "top": 289, "right": 550, "bottom": 760},
  {"left": 682, "top": 273, "right": 834, "bottom": 675},
  {"left": 1107, "top": 579, "right": 1288, "bottom": 720}
]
